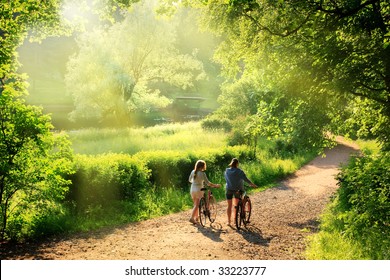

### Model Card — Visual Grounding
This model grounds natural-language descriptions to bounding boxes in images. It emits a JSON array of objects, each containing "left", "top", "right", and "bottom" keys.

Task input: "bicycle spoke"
[
  {"left": 235, "top": 203, "right": 243, "bottom": 230},
  {"left": 208, "top": 196, "right": 217, "bottom": 223},
  {"left": 199, "top": 198, "right": 207, "bottom": 227},
  {"left": 243, "top": 197, "right": 252, "bottom": 225}
]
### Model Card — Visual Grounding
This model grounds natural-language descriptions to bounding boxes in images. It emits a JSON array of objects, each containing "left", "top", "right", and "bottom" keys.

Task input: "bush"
[
  {"left": 335, "top": 151, "right": 390, "bottom": 259},
  {"left": 307, "top": 150, "right": 390, "bottom": 259},
  {"left": 201, "top": 116, "right": 232, "bottom": 132},
  {"left": 66, "top": 146, "right": 251, "bottom": 213},
  {"left": 269, "top": 139, "right": 298, "bottom": 158},
  {"left": 134, "top": 151, "right": 194, "bottom": 191},
  {"left": 134, "top": 145, "right": 252, "bottom": 191},
  {"left": 68, "top": 154, "right": 151, "bottom": 212}
]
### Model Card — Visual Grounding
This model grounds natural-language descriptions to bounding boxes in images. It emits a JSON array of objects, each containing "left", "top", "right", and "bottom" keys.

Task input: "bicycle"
[
  {"left": 234, "top": 190, "right": 252, "bottom": 230},
  {"left": 198, "top": 187, "right": 217, "bottom": 227}
]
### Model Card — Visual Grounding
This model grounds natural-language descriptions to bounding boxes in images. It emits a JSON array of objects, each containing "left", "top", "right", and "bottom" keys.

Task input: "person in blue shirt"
[{"left": 224, "top": 158, "right": 257, "bottom": 227}]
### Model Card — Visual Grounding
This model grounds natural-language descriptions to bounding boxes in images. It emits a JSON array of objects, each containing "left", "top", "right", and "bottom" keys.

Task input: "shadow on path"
[
  {"left": 197, "top": 222, "right": 226, "bottom": 242},
  {"left": 237, "top": 224, "right": 273, "bottom": 246}
]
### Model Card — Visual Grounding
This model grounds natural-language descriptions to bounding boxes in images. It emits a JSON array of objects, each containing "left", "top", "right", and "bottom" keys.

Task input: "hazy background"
[{"left": 17, "top": 0, "right": 222, "bottom": 129}]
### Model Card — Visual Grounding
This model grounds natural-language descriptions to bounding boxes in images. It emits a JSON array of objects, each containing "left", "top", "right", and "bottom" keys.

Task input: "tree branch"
[
  {"left": 243, "top": 11, "right": 312, "bottom": 37},
  {"left": 356, "top": 81, "right": 387, "bottom": 92},
  {"left": 349, "top": 89, "right": 388, "bottom": 105},
  {"left": 315, "top": 0, "right": 380, "bottom": 19}
]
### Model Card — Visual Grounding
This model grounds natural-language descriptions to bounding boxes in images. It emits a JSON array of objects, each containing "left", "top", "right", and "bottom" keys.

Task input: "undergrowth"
[{"left": 305, "top": 142, "right": 390, "bottom": 260}]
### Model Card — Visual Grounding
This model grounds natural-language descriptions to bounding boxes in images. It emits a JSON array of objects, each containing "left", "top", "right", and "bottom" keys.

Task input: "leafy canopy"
[
  {"left": 65, "top": 0, "right": 206, "bottom": 124},
  {"left": 189, "top": 0, "right": 390, "bottom": 150}
]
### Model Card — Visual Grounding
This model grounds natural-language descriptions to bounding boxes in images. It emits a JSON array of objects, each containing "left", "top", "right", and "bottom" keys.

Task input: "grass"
[
  {"left": 305, "top": 199, "right": 367, "bottom": 260},
  {"left": 67, "top": 121, "right": 317, "bottom": 220},
  {"left": 56, "top": 187, "right": 194, "bottom": 235},
  {"left": 24, "top": 121, "right": 318, "bottom": 240},
  {"left": 68, "top": 122, "right": 226, "bottom": 155}
]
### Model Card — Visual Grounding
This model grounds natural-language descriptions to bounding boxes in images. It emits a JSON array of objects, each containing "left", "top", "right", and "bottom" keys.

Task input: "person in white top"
[{"left": 188, "top": 160, "right": 220, "bottom": 224}]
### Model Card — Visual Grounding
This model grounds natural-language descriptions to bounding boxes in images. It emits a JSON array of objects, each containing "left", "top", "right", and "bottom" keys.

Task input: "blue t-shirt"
[{"left": 224, "top": 167, "right": 251, "bottom": 191}]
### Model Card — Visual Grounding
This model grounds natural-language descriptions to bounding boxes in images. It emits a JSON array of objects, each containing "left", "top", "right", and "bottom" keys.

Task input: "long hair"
[
  {"left": 229, "top": 158, "right": 239, "bottom": 168},
  {"left": 194, "top": 160, "right": 206, "bottom": 179}
]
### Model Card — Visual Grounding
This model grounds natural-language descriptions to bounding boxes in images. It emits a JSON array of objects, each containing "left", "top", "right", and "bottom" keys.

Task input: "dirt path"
[{"left": 0, "top": 139, "right": 360, "bottom": 260}]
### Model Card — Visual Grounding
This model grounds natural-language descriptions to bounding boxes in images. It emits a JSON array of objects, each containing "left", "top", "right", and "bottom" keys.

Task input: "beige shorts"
[{"left": 191, "top": 190, "right": 204, "bottom": 200}]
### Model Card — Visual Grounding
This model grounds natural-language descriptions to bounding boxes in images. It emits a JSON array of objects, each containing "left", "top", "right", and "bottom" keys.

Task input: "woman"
[
  {"left": 224, "top": 158, "right": 257, "bottom": 226},
  {"left": 188, "top": 160, "right": 220, "bottom": 224}
]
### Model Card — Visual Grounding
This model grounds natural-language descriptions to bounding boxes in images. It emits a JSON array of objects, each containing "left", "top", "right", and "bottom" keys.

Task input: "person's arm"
[
  {"left": 241, "top": 170, "right": 257, "bottom": 188},
  {"left": 188, "top": 170, "right": 194, "bottom": 183}
]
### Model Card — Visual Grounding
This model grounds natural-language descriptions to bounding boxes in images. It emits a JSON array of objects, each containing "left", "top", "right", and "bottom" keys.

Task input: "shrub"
[
  {"left": 269, "top": 139, "right": 298, "bottom": 158},
  {"left": 134, "top": 151, "right": 194, "bottom": 191},
  {"left": 201, "top": 116, "right": 232, "bottom": 132},
  {"left": 335, "top": 151, "right": 390, "bottom": 259},
  {"left": 134, "top": 145, "right": 252, "bottom": 191},
  {"left": 307, "top": 150, "right": 390, "bottom": 260},
  {"left": 68, "top": 154, "right": 151, "bottom": 212}
]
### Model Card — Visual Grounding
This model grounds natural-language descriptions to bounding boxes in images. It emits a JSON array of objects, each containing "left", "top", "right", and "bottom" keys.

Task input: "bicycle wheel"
[
  {"left": 235, "top": 202, "right": 243, "bottom": 230},
  {"left": 243, "top": 196, "right": 252, "bottom": 225},
  {"left": 208, "top": 196, "right": 217, "bottom": 223},
  {"left": 199, "top": 197, "right": 207, "bottom": 227}
]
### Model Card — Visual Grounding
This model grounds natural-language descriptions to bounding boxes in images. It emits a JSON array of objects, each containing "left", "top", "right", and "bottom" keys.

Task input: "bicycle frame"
[
  {"left": 199, "top": 187, "right": 217, "bottom": 227},
  {"left": 234, "top": 190, "right": 252, "bottom": 229},
  {"left": 201, "top": 187, "right": 212, "bottom": 208}
]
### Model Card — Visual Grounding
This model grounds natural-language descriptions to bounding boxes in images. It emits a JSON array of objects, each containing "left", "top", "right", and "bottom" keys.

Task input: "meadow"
[
  {"left": 59, "top": 121, "right": 317, "bottom": 234},
  {"left": 6, "top": 121, "right": 318, "bottom": 241},
  {"left": 67, "top": 122, "right": 227, "bottom": 155}
]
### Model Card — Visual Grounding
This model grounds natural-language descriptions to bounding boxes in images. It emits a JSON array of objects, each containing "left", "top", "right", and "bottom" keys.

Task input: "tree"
[
  {"left": 1, "top": 0, "right": 141, "bottom": 240},
  {"left": 0, "top": 0, "right": 77, "bottom": 240},
  {"left": 65, "top": 0, "right": 206, "bottom": 124},
  {"left": 0, "top": 87, "right": 74, "bottom": 240},
  {"left": 188, "top": 0, "right": 390, "bottom": 150}
]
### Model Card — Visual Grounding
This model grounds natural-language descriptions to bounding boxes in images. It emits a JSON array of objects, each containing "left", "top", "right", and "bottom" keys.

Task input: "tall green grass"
[
  {"left": 305, "top": 198, "right": 367, "bottom": 260},
  {"left": 68, "top": 122, "right": 226, "bottom": 155}
]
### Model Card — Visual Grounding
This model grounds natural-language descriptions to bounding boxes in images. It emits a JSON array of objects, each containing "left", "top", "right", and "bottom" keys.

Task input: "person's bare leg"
[
  {"left": 190, "top": 195, "right": 200, "bottom": 224},
  {"left": 227, "top": 199, "right": 232, "bottom": 225},
  {"left": 231, "top": 197, "right": 239, "bottom": 226}
]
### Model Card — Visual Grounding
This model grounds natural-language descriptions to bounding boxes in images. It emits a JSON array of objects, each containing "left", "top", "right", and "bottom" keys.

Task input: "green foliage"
[
  {"left": 65, "top": 0, "right": 206, "bottom": 124},
  {"left": 0, "top": 87, "right": 75, "bottom": 240},
  {"left": 0, "top": 46, "right": 75, "bottom": 241},
  {"left": 203, "top": 59, "right": 338, "bottom": 153},
  {"left": 305, "top": 201, "right": 367, "bottom": 260},
  {"left": 201, "top": 115, "right": 232, "bottom": 132},
  {"left": 68, "top": 122, "right": 226, "bottom": 154},
  {"left": 213, "top": 77, "right": 262, "bottom": 119},
  {"left": 336, "top": 151, "right": 390, "bottom": 259},
  {"left": 189, "top": 0, "right": 390, "bottom": 151},
  {"left": 306, "top": 149, "right": 390, "bottom": 259},
  {"left": 68, "top": 154, "right": 151, "bottom": 212},
  {"left": 134, "top": 145, "right": 251, "bottom": 190},
  {"left": 340, "top": 97, "right": 390, "bottom": 145},
  {"left": 0, "top": 0, "right": 141, "bottom": 241},
  {"left": 7, "top": 202, "right": 73, "bottom": 241}
]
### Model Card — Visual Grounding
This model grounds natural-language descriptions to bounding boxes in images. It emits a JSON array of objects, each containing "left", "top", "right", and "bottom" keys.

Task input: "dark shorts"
[{"left": 226, "top": 189, "right": 243, "bottom": 200}]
